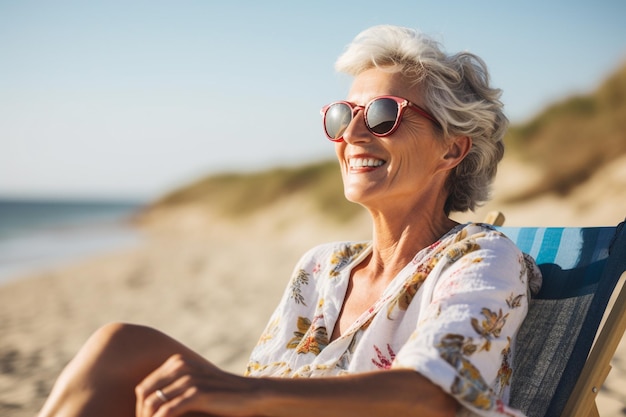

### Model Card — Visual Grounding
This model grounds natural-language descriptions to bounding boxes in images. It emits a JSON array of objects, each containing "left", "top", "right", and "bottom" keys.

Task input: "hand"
[{"left": 135, "top": 353, "right": 256, "bottom": 417}]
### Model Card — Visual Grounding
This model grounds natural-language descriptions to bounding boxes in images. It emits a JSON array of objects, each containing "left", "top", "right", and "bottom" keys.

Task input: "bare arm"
[
  {"left": 255, "top": 368, "right": 458, "bottom": 417},
  {"left": 136, "top": 354, "right": 458, "bottom": 417}
]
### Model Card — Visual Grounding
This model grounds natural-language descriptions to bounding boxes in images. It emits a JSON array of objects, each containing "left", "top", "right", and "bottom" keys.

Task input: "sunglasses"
[{"left": 320, "top": 95, "right": 441, "bottom": 142}]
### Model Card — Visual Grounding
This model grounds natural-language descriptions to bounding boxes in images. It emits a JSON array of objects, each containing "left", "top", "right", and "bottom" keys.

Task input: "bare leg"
[{"left": 37, "top": 322, "right": 210, "bottom": 417}]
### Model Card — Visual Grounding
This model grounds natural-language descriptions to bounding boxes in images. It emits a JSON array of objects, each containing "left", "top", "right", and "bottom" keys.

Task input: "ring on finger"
[{"left": 155, "top": 389, "right": 169, "bottom": 403}]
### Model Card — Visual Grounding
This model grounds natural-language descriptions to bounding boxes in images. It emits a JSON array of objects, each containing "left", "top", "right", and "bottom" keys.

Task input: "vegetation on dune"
[
  {"left": 153, "top": 160, "right": 363, "bottom": 222},
  {"left": 505, "top": 61, "right": 626, "bottom": 200},
  {"left": 150, "top": 61, "right": 626, "bottom": 220}
]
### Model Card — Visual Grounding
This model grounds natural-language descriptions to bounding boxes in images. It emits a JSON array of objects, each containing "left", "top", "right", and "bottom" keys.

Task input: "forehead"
[{"left": 348, "top": 68, "right": 423, "bottom": 105}]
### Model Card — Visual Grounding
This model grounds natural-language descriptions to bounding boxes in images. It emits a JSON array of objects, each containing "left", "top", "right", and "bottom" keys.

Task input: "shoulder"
[
  {"left": 446, "top": 222, "right": 520, "bottom": 254},
  {"left": 456, "top": 223, "right": 543, "bottom": 296},
  {"left": 433, "top": 222, "right": 526, "bottom": 279}
]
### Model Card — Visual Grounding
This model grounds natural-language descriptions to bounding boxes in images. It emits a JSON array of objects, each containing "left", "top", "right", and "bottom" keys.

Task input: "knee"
[
  {"left": 85, "top": 322, "right": 161, "bottom": 361},
  {"left": 39, "top": 324, "right": 159, "bottom": 415},
  {"left": 90, "top": 322, "right": 153, "bottom": 347},
  {"left": 59, "top": 323, "right": 166, "bottom": 382}
]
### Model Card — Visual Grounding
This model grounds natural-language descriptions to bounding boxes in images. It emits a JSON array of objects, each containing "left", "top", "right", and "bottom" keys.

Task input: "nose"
[{"left": 342, "top": 108, "right": 371, "bottom": 144}]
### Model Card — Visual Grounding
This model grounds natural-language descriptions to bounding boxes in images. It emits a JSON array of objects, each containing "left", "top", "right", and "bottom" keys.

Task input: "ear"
[{"left": 440, "top": 135, "right": 472, "bottom": 171}]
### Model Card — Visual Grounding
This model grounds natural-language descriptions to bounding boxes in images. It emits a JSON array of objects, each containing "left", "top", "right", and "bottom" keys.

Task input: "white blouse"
[{"left": 246, "top": 223, "right": 540, "bottom": 417}]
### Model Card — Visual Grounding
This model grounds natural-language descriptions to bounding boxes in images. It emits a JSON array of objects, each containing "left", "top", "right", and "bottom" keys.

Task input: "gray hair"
[{"left": 335, "top": 25, "right": 508, "bottom": 213}]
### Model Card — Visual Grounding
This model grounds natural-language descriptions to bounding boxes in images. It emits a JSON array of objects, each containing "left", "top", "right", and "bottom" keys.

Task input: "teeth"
[{"left": 349, "top": 158, "right": 385, "bottom": 168}]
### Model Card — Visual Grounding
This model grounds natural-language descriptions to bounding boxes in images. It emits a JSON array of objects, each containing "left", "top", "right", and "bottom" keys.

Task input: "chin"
[{"left": 343, "top": 189, "right": 374, "bottom": 207}]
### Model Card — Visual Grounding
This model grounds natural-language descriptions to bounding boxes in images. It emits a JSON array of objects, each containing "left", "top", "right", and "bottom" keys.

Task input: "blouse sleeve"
[{"left": 392, "top": 227, "right": 532, "bottom": 417}]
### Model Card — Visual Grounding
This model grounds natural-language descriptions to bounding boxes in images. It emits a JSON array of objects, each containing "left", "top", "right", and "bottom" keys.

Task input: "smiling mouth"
[{"left": 348, "top": 158, "right": 386, "bottom": 169}]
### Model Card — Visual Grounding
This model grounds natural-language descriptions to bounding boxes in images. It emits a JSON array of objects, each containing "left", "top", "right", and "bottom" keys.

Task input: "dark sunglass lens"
[
  {"left": 324, "top": 103, "right": 352, "bottom": 140},
  {"left": 366, "top": 98, "right": 399, "bottom": 135}
]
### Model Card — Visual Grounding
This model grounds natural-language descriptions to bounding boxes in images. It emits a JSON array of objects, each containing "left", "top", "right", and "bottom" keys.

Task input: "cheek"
[
  {"left": 394, "top": 141, "right": 442, "bottom": 178},
  {"left": 405, "top": 131, "right": 446, "bottom": 161},
  {"left": 334, "top": 142, "right": 346, "bottom": 163}
]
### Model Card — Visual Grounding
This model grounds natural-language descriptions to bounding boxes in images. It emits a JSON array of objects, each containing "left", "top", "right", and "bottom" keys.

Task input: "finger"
[
  {"left": 143, "top": 373, "right": 206, "bottom": 417},
  {"left": 139, "top": 389, "right": 167, "bottom": 417},
  {"left": 153, "top": 386, "right": 203, "bottom": 417},
  {"left": 155, "top": 377, "right": 251, "bottom": 417},
  {"left": 136, "top": 354, "right": 191, "bottom": 417},
  {"left": 143, "top": 383, "right": 190, "bottom": 417},
  {"left": 155, "top": 389, "right": 169, "bottom": 404}
]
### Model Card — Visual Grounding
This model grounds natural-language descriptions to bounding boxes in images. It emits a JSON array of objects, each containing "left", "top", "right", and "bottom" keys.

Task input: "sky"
[{"left": 1, "top": 1, "right": 625, "bottom": 201}]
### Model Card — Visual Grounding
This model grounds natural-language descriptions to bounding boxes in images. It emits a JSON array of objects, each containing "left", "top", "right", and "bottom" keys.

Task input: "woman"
[{"left": 38, "top": 25, "right": 539, "bottom": 417}]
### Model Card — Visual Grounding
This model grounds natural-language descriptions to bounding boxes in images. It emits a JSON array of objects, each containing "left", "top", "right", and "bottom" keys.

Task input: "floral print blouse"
[{"left": 246, "top": 223, "right": 541, "bottom": 417}]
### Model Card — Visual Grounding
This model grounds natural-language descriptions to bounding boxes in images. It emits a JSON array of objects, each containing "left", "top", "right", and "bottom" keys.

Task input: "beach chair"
[{"left": 485, "top": 216, "right": 626, "bottom": 417}]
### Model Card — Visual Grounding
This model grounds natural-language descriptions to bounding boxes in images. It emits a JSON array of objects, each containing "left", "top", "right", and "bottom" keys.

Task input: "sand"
[{"left": 0, "top": 157, "right": 624, "bottom": 416}]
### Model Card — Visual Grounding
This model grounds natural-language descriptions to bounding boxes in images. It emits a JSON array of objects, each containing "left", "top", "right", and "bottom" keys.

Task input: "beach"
[
  {"left": 1, "top": 156, "right": 625, "bottom": 416},
  {"left": 0, "top": 199, "right": 368, "bottom": 416}
]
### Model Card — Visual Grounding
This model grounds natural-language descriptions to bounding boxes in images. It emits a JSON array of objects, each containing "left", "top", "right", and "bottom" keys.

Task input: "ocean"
[{"left": 0, "top": 198, "right": 146, "bottom": 285}]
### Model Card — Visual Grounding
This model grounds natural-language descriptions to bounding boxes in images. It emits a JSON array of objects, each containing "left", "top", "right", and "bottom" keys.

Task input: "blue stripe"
[
  {"left": 552, "top": 228, "right": 582, "bottom": 270},
  {"left": 513, "top": 227, "right": 539, "bottom": 256},
  {"left": 495, "top": 225, "right": 621, "bottom": 299},
  {"left": 534, "top": 228, "right": 563, "bottom": 265}
]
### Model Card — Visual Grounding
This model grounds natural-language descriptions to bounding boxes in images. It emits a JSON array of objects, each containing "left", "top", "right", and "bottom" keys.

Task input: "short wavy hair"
[{"left": 335, "top": 25, "right": 508, "bottom": 213}]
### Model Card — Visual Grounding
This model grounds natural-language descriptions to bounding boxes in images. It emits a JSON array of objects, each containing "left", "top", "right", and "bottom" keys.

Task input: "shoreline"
[{"left": 0, "top": 222, "right": 144, "bottom": 286}]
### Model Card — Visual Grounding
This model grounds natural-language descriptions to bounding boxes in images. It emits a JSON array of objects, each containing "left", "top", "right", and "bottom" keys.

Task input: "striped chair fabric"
[{"left": 497, "top": 222, "right": 626, "bottom": 417}]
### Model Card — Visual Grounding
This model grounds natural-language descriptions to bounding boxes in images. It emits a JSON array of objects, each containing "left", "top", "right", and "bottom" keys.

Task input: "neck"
[{"left": 361, "top": 202, "right": 457, "bottom": 284}]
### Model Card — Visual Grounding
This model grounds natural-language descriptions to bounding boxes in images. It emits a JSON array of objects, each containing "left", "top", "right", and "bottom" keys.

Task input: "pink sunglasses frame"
[{"left": 320, "top": 95, "right": 441, "bottom": 142}]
